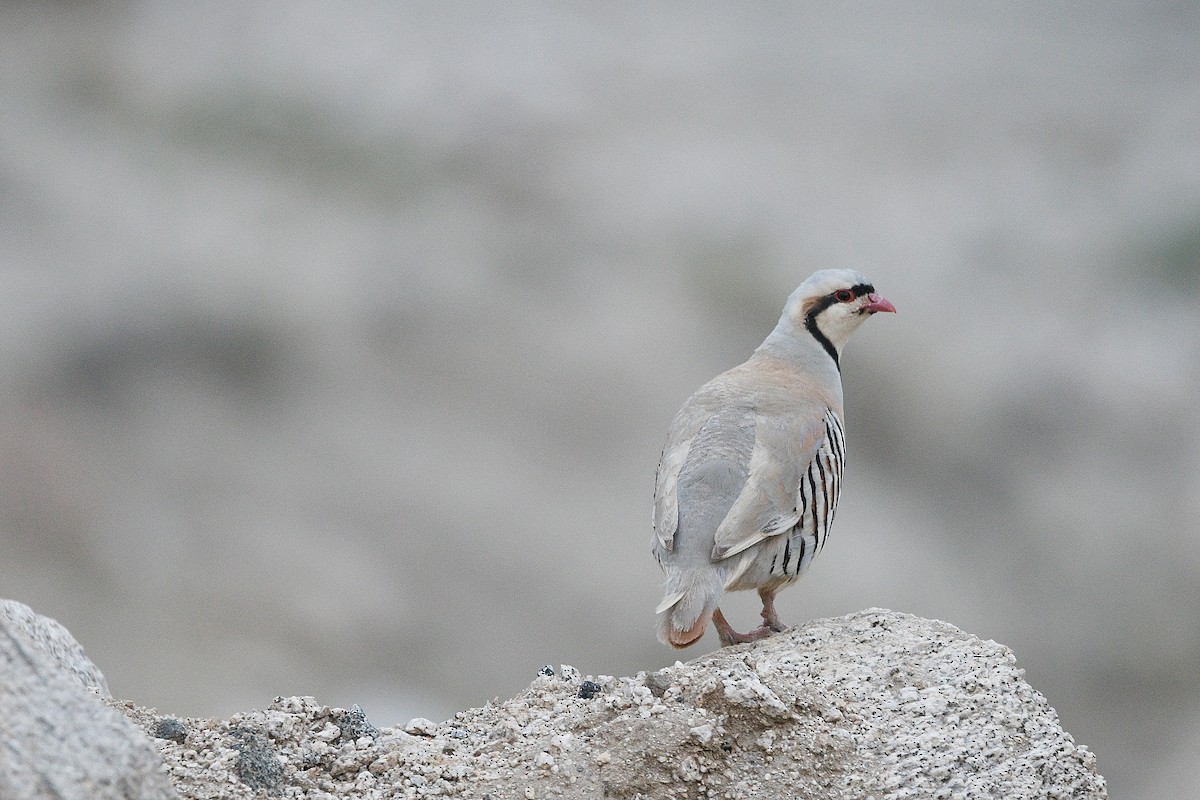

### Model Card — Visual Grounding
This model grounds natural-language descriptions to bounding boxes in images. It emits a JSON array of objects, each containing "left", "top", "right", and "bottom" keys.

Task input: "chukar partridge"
[{"left": 653, "top": 269, "right": 895, "bottom": 648}]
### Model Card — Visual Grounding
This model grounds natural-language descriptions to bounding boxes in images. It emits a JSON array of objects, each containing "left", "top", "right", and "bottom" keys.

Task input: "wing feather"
[
  {"left": 652, "top": 386, "right": 729, "bottom": 552},
  {"left": 652, "top": 439, "right": 690, "bottom": 552},
  {"left": 710, "top": 410, "right": 830, "bottom": 560}
]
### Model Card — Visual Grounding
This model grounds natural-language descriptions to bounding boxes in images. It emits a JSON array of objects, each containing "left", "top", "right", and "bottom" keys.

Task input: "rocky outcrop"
[
  {"left": 0, "top": 599, "right": 176, "bottom": 799},
  {"left": 120, "top": 609, "right": 1105, "bottom": 799},
  {"left": 0, "top": 601, "right": 1107, "bottom": 799}
]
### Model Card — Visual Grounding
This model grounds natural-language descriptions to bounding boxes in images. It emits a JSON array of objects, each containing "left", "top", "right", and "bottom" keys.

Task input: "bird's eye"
[{"left": 835, "top": 289, "right": 855, "bottom": 303}]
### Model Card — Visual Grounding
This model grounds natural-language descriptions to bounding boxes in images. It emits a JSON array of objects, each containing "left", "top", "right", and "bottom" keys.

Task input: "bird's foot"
[
  {"left": 757, "top": 590, "right": 788, "bottom": 633},
  {"left": 717, "top": 625, "right": 777, "bottom": 646},
  {"left": 713, "top": 607, "right": 779, "bottom": 647},
  {"left": 759, "top": 608, "right": 788, "bottom": 633}
]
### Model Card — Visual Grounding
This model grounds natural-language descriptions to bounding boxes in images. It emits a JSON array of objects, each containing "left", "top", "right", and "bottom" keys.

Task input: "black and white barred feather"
[{"left": 768, "top": 408, "right": 845, "bottom": 579}]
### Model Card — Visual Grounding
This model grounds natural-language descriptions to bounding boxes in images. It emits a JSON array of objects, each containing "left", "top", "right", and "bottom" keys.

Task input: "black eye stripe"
[
  {"left": 815, "top": 283, "right": 875, "bottom": 309},
  {"left": 802, "top": 282, "right": 875, "bottom": 371}
]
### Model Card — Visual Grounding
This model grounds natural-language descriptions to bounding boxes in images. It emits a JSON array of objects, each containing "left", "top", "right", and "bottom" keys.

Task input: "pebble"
[
  {"left": 314, "top": 722, "right": 342, "bottom": 741},
  {"left": 577, "top": 681, "right": 602, "bottom": 699},
  {"left": 405, "top": 717, "right": 437, "bottom": 736},
  {"left": 154, "top": 717, "right": 188, "bottom": 743}
]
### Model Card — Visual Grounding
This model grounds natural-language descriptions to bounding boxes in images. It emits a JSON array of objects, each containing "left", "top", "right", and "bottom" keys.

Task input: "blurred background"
[{"left": 1, "top": 3, "right": 1197, "bottom": 797}]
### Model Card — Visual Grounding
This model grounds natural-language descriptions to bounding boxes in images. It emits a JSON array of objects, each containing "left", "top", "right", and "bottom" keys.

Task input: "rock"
[
  {"left": 0, "top": 600, "right": 177, "bottom": 799},
  {"left": 645, "top": 669, "right": 673, "bottom": 697},
  {"left": 114, "top": 609, "right": 1106, "bottom": 799},
  {"left": 333, "top": 703, "right": 380, "bottom": 742},
  {"left": 404, "top": 716, "right": 437, "bottom": 736},
  {"left": 153, "top": 716, "right": 189, "bottom": 744},
  {"left": 0, "top": 599, "right": 110, "bottom": 696},
  {"left": 576, "top": 679, "right": 602, "bottom": 699},
  {"left": 229, "top": 728, "right": 285, "bottom": 794}
]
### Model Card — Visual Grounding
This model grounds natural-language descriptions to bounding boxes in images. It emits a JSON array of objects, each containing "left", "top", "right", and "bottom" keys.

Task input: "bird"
[{"left": 652, "top": 269, "right": 895, "bottom": 648}]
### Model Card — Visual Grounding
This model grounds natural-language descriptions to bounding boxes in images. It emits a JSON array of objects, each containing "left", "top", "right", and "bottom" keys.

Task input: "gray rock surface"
[
  {"left": 0, "top": 600, "right": 176, "bottom": 800},
  {"left": 1, "top": 599, "right": 111, "bottom": 697},
  {"left": 118, "top": 609, "right": 1105, "bottom": 799}
]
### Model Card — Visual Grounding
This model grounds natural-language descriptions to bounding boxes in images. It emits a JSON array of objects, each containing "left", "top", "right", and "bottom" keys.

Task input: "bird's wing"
[
  {"left": 652, "top": 396, "right": 714, "bottom": 552},
  {"left": 710, "top": 408, "right": 834, "bottom": 561},
  {"left": 652, "top": 441, "right": 688, "bottom": 552}
]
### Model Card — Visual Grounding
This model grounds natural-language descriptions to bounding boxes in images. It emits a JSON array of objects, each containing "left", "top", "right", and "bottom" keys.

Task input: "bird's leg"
[
  {"left": 712, "top": 607, "right": 774, "bottom": 647},
  {"left": 758, "top": 587, "right": 787, "bottom": 633}
]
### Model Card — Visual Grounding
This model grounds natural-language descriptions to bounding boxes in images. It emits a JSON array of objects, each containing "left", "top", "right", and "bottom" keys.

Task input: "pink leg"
[
  {"left": 712, "top": 607, "right": 774, "bottom": 647},
  {"left": 758, "top": 588, "right": 787, "bottom": 633}
]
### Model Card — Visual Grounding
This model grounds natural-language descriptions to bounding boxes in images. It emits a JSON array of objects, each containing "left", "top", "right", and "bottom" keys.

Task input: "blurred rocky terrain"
[{"left": 0, "top": 4, "right": 1196, "bottom": 800}]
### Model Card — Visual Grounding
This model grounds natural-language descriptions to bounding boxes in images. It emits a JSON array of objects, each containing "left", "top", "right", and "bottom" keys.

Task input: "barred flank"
[{"left": 772, "top": 408, "right": 845, "bottom": 578}]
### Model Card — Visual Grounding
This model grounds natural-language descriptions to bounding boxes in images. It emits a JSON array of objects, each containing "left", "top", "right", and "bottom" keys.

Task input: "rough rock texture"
[
  {"left": 1, "top": 598, "right": 111, "bottom": 697},
  {"left": 0, "top": 601, "right": 177, "bottom": 799},
  {"left": 117, "top": 609, "right": 1105, "bottom": 799}
]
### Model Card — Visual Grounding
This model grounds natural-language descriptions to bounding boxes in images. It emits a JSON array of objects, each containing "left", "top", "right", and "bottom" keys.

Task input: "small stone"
[
  {"left": 577, "top": 681, "right": 602, "bottom": 700},
  {"left": 229, "top": 729, "right": 284, "bottom": 792},
  {"left": 153, "top": 716, "right": 188, "bottom": 743},
  {"left": 646, "top": 670, "right": 672, "bottom": 697},
  {"left": 405, "top": 717, "right": 437, "bottom": 736},
  {"left": 335, "top": 704, "right": 380, "bottom": 741},
  {"left": 314, "top": 721, "right": 342, "bottom": 741},
  {"left": 538, "top": 665, "right": 555, "bottom": 677}
]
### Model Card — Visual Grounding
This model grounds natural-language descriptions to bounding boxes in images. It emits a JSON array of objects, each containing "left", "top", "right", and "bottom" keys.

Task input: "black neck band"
[
  {"left": 804, "top": 300, "right": 840, "bottom": 371},
  {"left": 802, "top": 283, "right": 874, "bottom": 372}
]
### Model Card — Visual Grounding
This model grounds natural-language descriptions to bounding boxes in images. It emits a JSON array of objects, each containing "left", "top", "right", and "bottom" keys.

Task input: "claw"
[
  {"left": 713, "top": 608, "right": 779, "bottom": 647},
  {"left": 758, "top": 588, "right": 788, "bottom": 633}
]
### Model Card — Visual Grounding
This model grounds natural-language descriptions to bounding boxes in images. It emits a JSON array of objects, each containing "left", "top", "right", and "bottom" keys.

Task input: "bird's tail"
[{"left": 655, "top": 568, "right": 724, "bottom": 649}]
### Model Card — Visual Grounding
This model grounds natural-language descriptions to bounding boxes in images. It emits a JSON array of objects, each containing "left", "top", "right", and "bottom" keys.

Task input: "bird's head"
[{"left": 778, "top": 269, "right": 896, "bottom": 367}]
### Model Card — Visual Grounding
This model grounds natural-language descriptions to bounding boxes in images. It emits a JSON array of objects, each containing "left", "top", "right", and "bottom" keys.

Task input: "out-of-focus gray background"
[{"left": 1, "top": 3, "right": 1196, "bottom": 797}]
